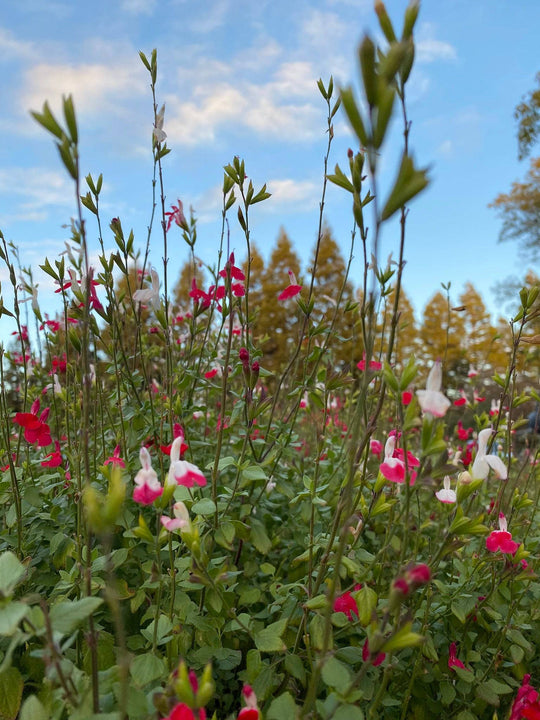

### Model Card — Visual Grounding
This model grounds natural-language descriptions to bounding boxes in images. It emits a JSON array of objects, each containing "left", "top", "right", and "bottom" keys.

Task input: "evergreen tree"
[
  {"left": 255, "top": 228, "right": 302, "bottom": 373},
  {"left": 308, "top": 227, "right": 358, "bottom": 369},
  {"left": 420, "top": 291, "right": 465, "bottom": 377}
]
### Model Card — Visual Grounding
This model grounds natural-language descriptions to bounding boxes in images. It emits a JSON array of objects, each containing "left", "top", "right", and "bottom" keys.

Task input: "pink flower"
[
  {"left": 467, "top": 365, "right": 478, "bottom": 378},
  {"left": 165, "top": 199, "right": 187, "bottom": 232},
  {"left": 416, "top": 360, "right": 451, "bottom": 417},
  {"left": 486, "top": 513, "right": 519, "bottom": 555},
  {"left": 357, "top": 353, "right": 382, "bottom": 372},
  {"left": 278, "top": 270, "right": 302, "bottom": 301},
  {"left": 133, "top": 447, "right": 163, "bottom": 505},
  {"left": 435, "top": 476, "right": 456, "bottom": 504},
  {"left": 370, "top": 438, "right": 383, "bottom": 457},
  {"left": 167, "top": 437, "right": 206, "bottom": 488},
  {"left": 448, "top": 642, "right": 467, "bottom": 671},
  {"left": 104, "top": 444, "right": 126, "bottom": 468},
  {"left": 333, "top": 584, "right": 362, "bottom": 620},
  {"left": 362, "top": 638, "right": 385, "bottom": 666}
]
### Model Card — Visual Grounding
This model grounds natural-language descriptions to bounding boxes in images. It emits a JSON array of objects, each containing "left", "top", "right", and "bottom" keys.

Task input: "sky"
[{"left": 0, "top": 0, "right": 539, "bottom": 341}]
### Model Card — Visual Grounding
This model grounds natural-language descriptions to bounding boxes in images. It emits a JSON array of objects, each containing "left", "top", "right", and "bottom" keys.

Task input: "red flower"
[
  {"left": 457, "top": 420, "right": 472, "bottom": 441},
  {"left": 510, "top": 675, "right": 540, "bottom": 720},
  {"left": 278, "top": 270, "right": 302, "bottom": 300},
  {"left": 357, "top": 353, "right": 382, "bottom": 372},
  {"left": 166, "top": 704, "right": 206, "bottom": 720},
  {"left": 401, "top": 391, "right": 412, "bottom": 405},
  {"left": 104, "top": 444, "right": 126, "bottom": 468},
  {"left": 448, "top": 642, "right": 467, "bottom": 671},
  {"left": 41, "top": 441, "right": 62, "bottom": 467},
  {"left": 13, "top": 399, "right": 52, "bottom": 447},
  {"left": 333, "top": 584, "right": 362, "bottom": 620},
  {"left": 204, "top": 368, "right": 219, "bottom": 380},
  {"left": 219, "top": 252, "right": 245, "bottom": 282},
  {"left": 362, "top": 637, "right": 385, "bottom": 666},
  {"left": 160, "top": 425, "right": 188, "bottom": 457}
]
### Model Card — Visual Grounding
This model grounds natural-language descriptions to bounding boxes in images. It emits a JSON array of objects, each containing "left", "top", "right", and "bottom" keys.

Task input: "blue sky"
[{"left": 0, "top": 0, "right": 539, "bottom": 336}]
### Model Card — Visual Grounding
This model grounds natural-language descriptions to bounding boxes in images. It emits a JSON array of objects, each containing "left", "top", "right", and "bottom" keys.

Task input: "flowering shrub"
[{"left": 0, "top": 4, "right": 538, "bottom": 720}]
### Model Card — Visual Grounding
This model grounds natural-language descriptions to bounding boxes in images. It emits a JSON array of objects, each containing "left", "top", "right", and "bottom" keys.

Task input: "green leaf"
[
  {"left": 254, "top": 619, "right": 287, "bottom": 653},
  {"left": 250, "top": 519, "right": 272, "bottom": 554},
  {"left": 191, "top": 498, "right": 216, "bottom": 516},
  {"left": 334, "top": 707, "right": 364, "bottom": 720},
  {"left": 380, "top": 154, "right": 429, "bottom": 221},
  {"left": 284, "top": 654, "right": 306, "bottom": 685},
  {"left": 130, "top": 653, "right": 166, "bottom": 687},
  {"left": 327, "top": 164, "right": 355, "bottom": 193},
  {"left": 266, "top": 691, "right": 298, "bottom": 720},
  {"left": 475, "top": 681, "right": 500, "bottom": 707},
  {"left": 0, "top": 602, "right": 29, "bottom": 636},
  {"left": 0, "top": 666, "right": 23, "bottom": 720},
  {"left": 440, "top": 682, "right": 456, "bottom": 706},
  {"left": 49, "top": 597, "right": 103, "bottom": 635},
  {"left": 356, "top": 586, "right": 377, "bottom": 627},
  {"left": 241, "top": 466, "right": 268, "bottom": 483},
  {"left": 322, "top": 657, "right": 352, "bottom": 695},
  {"left": 19, "top": 696, "right": 48, "bottom": 720},
  {"left": 381, "top": 622, "right": 423, "bottom": 653},
  {"left": 0, "top": 552, "right": 26, "bottom": 597}
]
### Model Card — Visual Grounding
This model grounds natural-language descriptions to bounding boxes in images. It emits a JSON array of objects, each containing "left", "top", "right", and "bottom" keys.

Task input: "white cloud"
[
  {"left": 266, "top": 179, "right": 319, "bottom": 211},
  {"left": 121, "top": 0, "right": 157, "bottom": 14},
  {"left": 0, "top": 168, "right": 73, "bottom": 211},
  {"left": 437, "top": 139, "right": 453, "bottom": 156},
  {"left": 0, "top": 27, "right": 36, "bottom": 61},
  {"left": 188, "top": 0, "right": 230, "bottom": 33},
  {"left": 416, "top": 23, "right": 457, "bottom": 63},
  {"left": 19, "top": 61, "right": 146, "bottom": 119},
  {"left": 302, "top": 9, "right": 348, "bottom": 50}
]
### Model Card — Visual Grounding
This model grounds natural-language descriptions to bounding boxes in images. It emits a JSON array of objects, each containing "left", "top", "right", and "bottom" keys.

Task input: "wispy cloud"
[
  {"left": 416, "top": 22, "right": 457, "bottom": 63},
  {"left": 188, "top": 0, "right": 230, "bottom": 33},
  {"left": 0, "top": 27, "right": 36, "bottom": 61},
  {"left": 121, "top": 0, "right": 157, "bottom": 15}
]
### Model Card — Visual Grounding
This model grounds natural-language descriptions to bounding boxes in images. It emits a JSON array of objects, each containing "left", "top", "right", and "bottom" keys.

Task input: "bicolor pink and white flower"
[
  {"left": 379, "top": 435, "right": 419, "bottom": 485},
  {"left": 435, "top": 476, "right": 456, "bottom": 504},
  {"left": 133, "top": 447, "right": 163, "bottom": 505},
  {"left": 416, "top": 360, "right": 451, "bottom": 417},
  {"left": 167, "top": 437, "right": 207, "bottom": 488},
  {"left": 133, "top": 268, "right": 160, "bottom": 309},
  {"left": 486, "top": 513, "right": 519, "bottom": 555},
  {"left": 471, "top": 428, "right": 507, "bottom": 480},
  {"left": 238, "top": 685, "right": 260, "bottom": 720},
  {"left": 160, "top": 501, "right": 191, "bottom": 533},
  {"left": 278, "top": 270, "right": 302, "bottom": 301}
]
